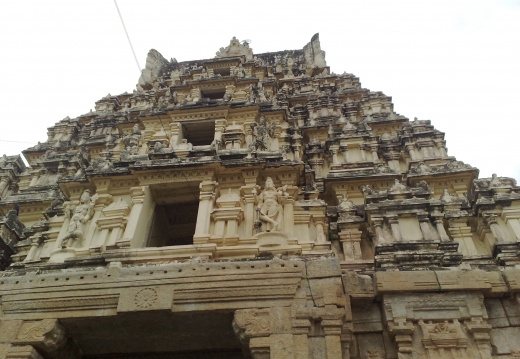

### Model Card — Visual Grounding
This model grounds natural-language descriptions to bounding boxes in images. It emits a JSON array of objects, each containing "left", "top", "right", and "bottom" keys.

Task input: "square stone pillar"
[{"left": 193, "top": 181, "right": 218, "bottom": 244}]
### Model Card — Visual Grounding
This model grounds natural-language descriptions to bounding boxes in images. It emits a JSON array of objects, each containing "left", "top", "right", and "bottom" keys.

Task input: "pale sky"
[{"left": 0, "top": 0, "right": 518, "bottom": 181}]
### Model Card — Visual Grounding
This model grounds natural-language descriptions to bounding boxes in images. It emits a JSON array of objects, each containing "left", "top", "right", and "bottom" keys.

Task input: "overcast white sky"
[{"left": 0, "top": 0, "right": 518, "bottom": 181}]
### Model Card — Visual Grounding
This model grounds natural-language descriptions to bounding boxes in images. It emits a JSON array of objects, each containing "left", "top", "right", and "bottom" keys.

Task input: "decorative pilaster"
[
  {"left": 432, "top": 215, "right": 450, "bottom": 242},
  {"left": 7, "top": 319, "right": 81, "bottom": 359},
  {"left": 338, "top": 226, "right": 362, "bottom": 260},
  {"left": 447, "top": 218, "right": 478, "bottom": 256},
  {"left": 388, "top": 216, "right": 402, "bottom": 242},
  {"left": 484, "top": 214, "right": 506, "bottom": 244},
  {"left": 193, "top": 181, "right": 218, "bottom": 244},
  {"left": 417, "top": 214, "right": 435, "bottom": 241}
]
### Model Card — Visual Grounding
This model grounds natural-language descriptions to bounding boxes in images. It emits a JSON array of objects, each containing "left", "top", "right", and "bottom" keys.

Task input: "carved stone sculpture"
[
  {"left": 120, "top": 124, "right": 142, "bottom": 155},
  {"left": 215, "top": 37, "right": 253, "bottom": 61},
  {"left": 253, "top": 177, "right": 285, "bottom": 232},
  {"left": 56, "top": 190, "right": 97, "bottom": 248}
]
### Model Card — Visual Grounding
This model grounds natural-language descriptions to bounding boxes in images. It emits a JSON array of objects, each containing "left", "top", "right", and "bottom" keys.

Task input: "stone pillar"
[
  {"left": 388, "top": 216, "right": 402, "bottom": 242},
  {"left": 388, "top": 318, "right": 414, "bottom": 359},
  {"left": 359, "top": 144, "right": 367, "bottom": 162},
  {"left": 25, "top": 236, "right": 44, "bottom": 262},
  {"left": 233, "top": 309, "right": 271, "bottom": 359},
  {"left": 405, "top": 143, "right": 417, "bottom": 161},
  {"left": 293, "top": 144, "right": 302, "bottom": 161},
  {"left": 338, "top": 226, "right": 362, "bottom": 260},
  {"left": 330, "top": 146, "right": 340, "bottom": 166},
  {"left": 240, "top": 185, "right": 256, "bottom": 238},
  {"left": 417, "top": 214, "right": 435, "bottom": 241},
  {"left": 370, "top": 145, "right": 380, "bottom": 163},
  {"left": 466, "top": 318, "right": 493, "bottom": 359},
  {"left": 314, "top": 218, "right": 327, "bottom": 244},
  {"left": 120, "top": 186, "right": 150, "bottom": 248},
  {"left": 4, "top": 319, "right": 81, "bottom": 359},
  {"left": 309, "top": 156, "right": 324, "bottom": 179},
  {"left": 341, "top": 146, "right": 349, "bottom": 163},
  {"left": 485, "top": 214, "right": 506, "bottom": 244},
  {"left": 281, "top": 188, "right": 297, "bottom": 238},
  {"left": 434, "top": 139, "right": 448, "bottom": 157},
  {"left": 193, "top": 181, "right": 218, "bottom": 244},
  {"left": 432, "top": 215, "right": 450, "bottom": 242},
  {"left": 372, "top": 218, "right": 387, "bottom": 244},
  {"left": 502, "top": 211, "right": 520, "bottom": 240},
  {"left": 190, "top": 87, "right": 201, "bottom": 102},
  {"left": 0, "top": 176, "right": 9, "bottom": 198},
  {"left": 214, "top": 119, "right": 227, "bottom": 146},
  {"left": 169, "top": 122, "right": 183, "bottom": 147},
  {"left": 291, "top": 317, "right": 311, "bottom": 359},
  {"left": 448, "top": 218, "right": 478, "bottom": 256},
  {"left": 323, "top": 322, "right": 344, "bottom": 359}
]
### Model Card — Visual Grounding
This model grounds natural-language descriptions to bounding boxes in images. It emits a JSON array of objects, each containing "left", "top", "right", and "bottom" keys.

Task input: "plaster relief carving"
[
  {"left": 215, "top": 37, "right": 253, "bottom": 61},
  {"left": 134, "top": 288, "right": 158, "bottom": 309},
  {"left": 253, "top": 177, "right": 287, "bottom": 232},
  {"left": 117, "top": 286, "right": 174, "bottom": 312},
  {"left": 15, "top": 319, "right": 67, "bottom": 352},
  {"left": 56, "top": 189, "right": 97, "bottom": 249}
]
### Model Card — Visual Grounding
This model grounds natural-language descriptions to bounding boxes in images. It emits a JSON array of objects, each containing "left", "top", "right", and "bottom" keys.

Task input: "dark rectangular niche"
[
  {"left": 147, "top": 201, "right": 199, "bottom": 247},
  {"left": 182, "top": 120, "right": 216, "bottom": 146}
]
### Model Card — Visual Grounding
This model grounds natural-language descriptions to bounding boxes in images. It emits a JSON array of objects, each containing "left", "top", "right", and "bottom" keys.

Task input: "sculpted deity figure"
[
  {"left": 338, "top": 194, "right": 356, "bottom": 213},
  {"left": 440, "top": 188, "right": 457, "bottom": 203},
  {"left": 57, "top": 190, "right": 97, "bottom": 248},
  {"left": 256, "top": 83, "right": 268, "bottom": 103},
  {"left": 253, "top": 177, "right": 287, "bottom": 232},
  {"left": 389, "top": 179, "right": 408, "bottom": 193},
  {"left": 489, "top": 173, "right": 502, "bottom": 188},
  {"left": 121, "top": 124, "right": 142, "bottom": 154},
  {"left": 233, "top": 63, "right": 246, "bottom": 79}
]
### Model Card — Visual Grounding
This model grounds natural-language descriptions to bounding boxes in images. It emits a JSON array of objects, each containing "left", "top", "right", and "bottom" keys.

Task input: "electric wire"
[
  {"left": 113, "top": 0, "right": 141, "bottom": 73},
  {"left": 0, "top": 139, "right": 35, "bottom": 144}
]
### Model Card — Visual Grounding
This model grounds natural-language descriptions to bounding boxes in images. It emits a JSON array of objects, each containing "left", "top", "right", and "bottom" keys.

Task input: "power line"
[
  {"left": 0, "top": 139, "right": 35, "bottom": 144},
  {"left": 113, "top": 0, "right": 142, "bottom": 73}
]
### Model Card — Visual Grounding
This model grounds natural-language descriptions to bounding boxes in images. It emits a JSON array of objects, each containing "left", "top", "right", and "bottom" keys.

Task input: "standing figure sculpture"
[
  {"left": 121, "top": 124, "right": 142, "bottom": 155},
  {"left": 56, "top": 190, "right": 97, "bottom": 249},
  {"left": 253, "top": 177, "right": 287, "bottom": 232}
]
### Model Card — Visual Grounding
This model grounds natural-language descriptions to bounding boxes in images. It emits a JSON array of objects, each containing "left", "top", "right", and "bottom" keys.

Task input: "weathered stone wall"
[{"left": 0, "top": 35, "right": 519, "bottom": 358}]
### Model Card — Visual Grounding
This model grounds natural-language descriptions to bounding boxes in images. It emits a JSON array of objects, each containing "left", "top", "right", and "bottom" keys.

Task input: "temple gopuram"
[{"left": 0, "top": 35, "right": 519, "bottom": 359}]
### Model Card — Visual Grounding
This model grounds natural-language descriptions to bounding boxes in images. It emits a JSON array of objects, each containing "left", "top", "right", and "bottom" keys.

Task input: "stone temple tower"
[{"left": 0, "top": 35, "right": 519, "bottom": 358}]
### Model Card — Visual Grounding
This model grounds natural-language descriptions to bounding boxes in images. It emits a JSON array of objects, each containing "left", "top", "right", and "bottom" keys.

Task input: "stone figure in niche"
[
  {"left": 416, "top": 180, "right": 430, "bottom": 192},
  {"left": 274, "top": 55, "right": 283, "bottom": 73},
  {"left": 389, "top": 179, "right": 408, "bottom": 193},
  {"left": 253, "top": 177, "right": 287, "bottom": 232},
  {"left": 338, "top": 194, "right": 356, "bottom": 213},
  {"left": 412, "top": 161, "right": 433, "bottom": 174},
  {"left": 57, "top": 190, "right": 97, "bottom": 249},
  {"left": 233, "top": 63, "right": 246, "bottom": 79},
  {"left": 374, "top": 163, "right": 395, "bottom": 174},
  {"left": 256, "top": 83, "right": 268, "bottom": 103},
  {"left": 489, "top": 173, "right": 503, "bottom": 188},
  {"left": 251, "top": 116, "right": 275, "bottom": 151},
  {"left": 440, "top": 188, "right": 457, "bottom": 203},
  {"left": 361, "top": 185, "right": 376, "bottom": 196},
  {"left": 174, "top": 138, "right": 193, "bottom": 151},
  {"left": 121, "top": 124, "right": 142, "bottom": 154},
  {"left": 153, "top": 141, "right": 166, "bottom": 153}
]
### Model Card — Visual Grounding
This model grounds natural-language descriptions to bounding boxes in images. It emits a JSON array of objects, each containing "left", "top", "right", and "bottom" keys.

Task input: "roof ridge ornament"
[{"left": 215, "top": 37, "right": 254, "bottom": 61}]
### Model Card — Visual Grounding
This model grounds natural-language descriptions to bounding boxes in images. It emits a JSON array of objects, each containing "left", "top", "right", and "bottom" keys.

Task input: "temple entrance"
[{"left": 60, "top": 311, "right": 244, "bottom": 358}]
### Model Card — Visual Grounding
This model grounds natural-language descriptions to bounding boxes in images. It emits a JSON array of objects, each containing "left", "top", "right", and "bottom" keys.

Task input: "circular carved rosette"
[{"left": 134, "top": 288, "right": 158, "bottom": 309}]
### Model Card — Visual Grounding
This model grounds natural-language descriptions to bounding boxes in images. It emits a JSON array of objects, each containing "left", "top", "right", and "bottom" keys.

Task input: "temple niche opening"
[{"left": 0, "top": 34, "right": 519, "bottom": 359}]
